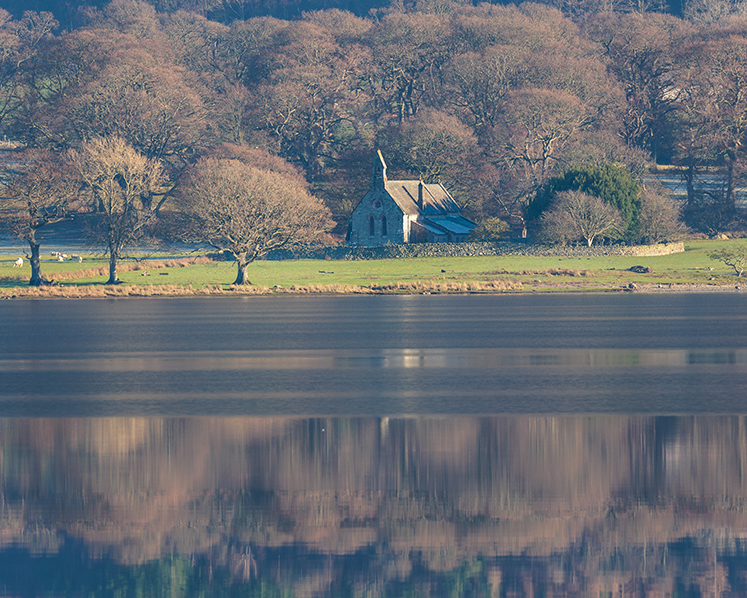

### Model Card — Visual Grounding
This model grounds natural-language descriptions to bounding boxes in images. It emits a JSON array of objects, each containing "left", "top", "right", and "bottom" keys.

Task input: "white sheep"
[
  {"left": 57, "top": 255, "right": 65, "bottom": 262},
  {"left": 13, "top": 257, "right": 23, "bottom": 267}
]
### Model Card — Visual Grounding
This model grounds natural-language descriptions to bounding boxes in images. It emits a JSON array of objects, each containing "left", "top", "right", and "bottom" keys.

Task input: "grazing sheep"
[
  {"left": 57, "top": 255, "right": 65, "bottom": 262},
  {"left": 13, "top": 257, "right": 23, "bottom": 267},
  {"left": 71, "top": 254, "right": 82, "bottom": 263}
]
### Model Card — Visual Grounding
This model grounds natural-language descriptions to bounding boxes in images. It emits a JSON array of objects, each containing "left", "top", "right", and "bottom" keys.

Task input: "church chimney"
[{"left": 418, "top": 180, "right": 424, "bottom": 211}]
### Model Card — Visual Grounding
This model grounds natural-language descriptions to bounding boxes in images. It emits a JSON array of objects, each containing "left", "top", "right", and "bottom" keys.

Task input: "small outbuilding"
[{"left": 346, "top": 151, "right": 476, "bottom": 246}]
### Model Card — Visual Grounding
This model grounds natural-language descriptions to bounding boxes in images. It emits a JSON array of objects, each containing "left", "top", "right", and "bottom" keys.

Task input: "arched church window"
[
  {"left": 369, "top": 215, "right": 375, "bottom": 236},
  {"left": 381, "top": 215, "right": 387, "bottom": 236}
]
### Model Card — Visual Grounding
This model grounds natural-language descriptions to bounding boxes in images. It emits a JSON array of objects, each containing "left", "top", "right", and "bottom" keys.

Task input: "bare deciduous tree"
[
  {"left": 0, "top": 149, "right": 80, "bottom": 286},
  {"left": 710, "top": 244, "right": 747, "bottom": 276},
  {"left": 250, "top": 22, "right": 371, "bottom": 182},
  {"left": 440, "top": 46, "right": 527, "bottom": 129},
  {"left": 174, "top": 157, "right": 333, "bottom": 285},
  {"left": 638, "top": 185, "right": 687, "bottom": 244},
  {"left": 541, "top": 190, "right": 622, "bottom": 247},
  {"left": 379, "top": 108, "right": 483, "bottom": 211},
  {"left": 65, "top": 46, "right": 208, "bottom": 169},
  {"left": 483, "top": 88, "right": 597, "bottom": 236},
  {"left": 369, "top": 12, "right": 455, "bottom": 123},
  {"left": 496, "top": 89, "right": 594, "bottom": 181},
  {"left": 0, "top": 10, "right": 58, "bottom": 133},
  {"left": 69, "top": 137, "right": 167, "bottom": 285},
  {"left": 684, "top": 0, "right": 747, "bottom": 24},
  {"left": 585, "top": 12, "right": 690, "bottom": 161}
]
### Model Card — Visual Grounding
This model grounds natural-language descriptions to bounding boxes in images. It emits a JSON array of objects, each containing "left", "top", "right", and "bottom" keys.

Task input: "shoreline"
[
  {"left": 627, "top": 282, "right": 744, "bottom": 292},
  {"left": 0, "top": 280, "right": 743, "bottom": 299}
]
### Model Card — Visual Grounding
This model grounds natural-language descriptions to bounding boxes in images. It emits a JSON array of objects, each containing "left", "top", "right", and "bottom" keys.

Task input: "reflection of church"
[{"left": 346, "top": 151, "right": 476, "bottom": 246}]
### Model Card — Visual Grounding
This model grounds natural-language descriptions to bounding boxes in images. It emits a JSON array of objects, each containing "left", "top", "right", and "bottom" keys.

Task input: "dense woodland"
[
  {"left": 1, "top": 0, "right": 743, "bottom": 27},
  {"left": 1, "top": 0, "right": 747, "bottom": 281}
]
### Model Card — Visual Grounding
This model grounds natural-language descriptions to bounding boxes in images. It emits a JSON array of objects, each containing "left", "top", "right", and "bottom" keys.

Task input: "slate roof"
[
  {"left": 413, "top": 219, "right": 448, "bottom": 237},
  {"left": 423, "top": 215, "right": 477, "bottom": 235},
  {"left": 385, "top": 180, "right": 461, "bottom": 216}
]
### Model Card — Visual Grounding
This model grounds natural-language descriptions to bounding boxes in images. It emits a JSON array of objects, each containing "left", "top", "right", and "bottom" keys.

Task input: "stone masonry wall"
[
  {"left": 347, "top": 188, "right": 406, "bottom": 246},
  {"left": 268, "top": 241, "right": 685, "bottom": 261},
  {"left": 615, "top": 242, "right": 685, "bottom": 256}
]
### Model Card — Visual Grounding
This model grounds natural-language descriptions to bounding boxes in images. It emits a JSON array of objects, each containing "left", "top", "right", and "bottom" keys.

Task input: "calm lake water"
[{"left": 1, "top": 294, "right": 747, "bottom": 596}]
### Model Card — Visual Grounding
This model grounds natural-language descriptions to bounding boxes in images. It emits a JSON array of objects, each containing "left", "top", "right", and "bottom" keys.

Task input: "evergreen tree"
[{"left": 529, "top": 163, "right": 642, "bottom": 241}]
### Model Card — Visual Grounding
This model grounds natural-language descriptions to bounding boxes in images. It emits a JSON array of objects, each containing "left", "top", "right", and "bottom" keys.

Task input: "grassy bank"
[{"left": 0, "top": 239, "right": 745, "bottom": 298}]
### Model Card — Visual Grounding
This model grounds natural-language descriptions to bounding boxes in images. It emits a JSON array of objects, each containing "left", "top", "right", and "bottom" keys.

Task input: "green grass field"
[{"left": 0, "top": 238, "right": 744, "bottom": 297}]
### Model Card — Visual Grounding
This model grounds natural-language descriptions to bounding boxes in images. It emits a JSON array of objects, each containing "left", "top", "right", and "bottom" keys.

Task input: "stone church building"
[{"left": 346, "top": 151, "right": 476, "bottom": 246}]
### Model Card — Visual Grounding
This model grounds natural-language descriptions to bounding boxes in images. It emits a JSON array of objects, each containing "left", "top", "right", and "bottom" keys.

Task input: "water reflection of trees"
[{"left": 2, "top": 415, "right": 747, "bottom": 595}]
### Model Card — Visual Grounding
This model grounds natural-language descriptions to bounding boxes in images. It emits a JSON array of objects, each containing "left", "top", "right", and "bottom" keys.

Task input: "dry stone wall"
[{"left": 267, "top": 241, "right": 685, "bottom": 261}]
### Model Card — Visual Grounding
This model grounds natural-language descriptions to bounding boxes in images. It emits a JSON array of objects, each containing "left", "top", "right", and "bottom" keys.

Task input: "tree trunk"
[
  {"left": 725, "top": 157, "right": 736, "bottom": 216},
  {"left": 233, "top": 260, "right": 251, "bottom": 285},
  {"left": 107, "top": 253, "right": 119, "bottom": 285},
  {"left": 686, "top": 162, "right": 695, "bottom": 208},
  {"left": 27, "top": 237, "right": 44, "bottom": 286}
]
